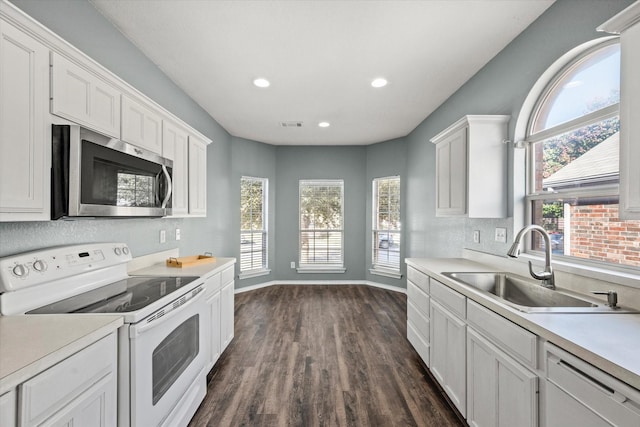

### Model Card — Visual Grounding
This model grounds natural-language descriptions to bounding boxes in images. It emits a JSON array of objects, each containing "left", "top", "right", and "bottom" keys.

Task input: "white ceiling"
[{"left": 89, "top": 0, "right": 555, "bottom": 146}]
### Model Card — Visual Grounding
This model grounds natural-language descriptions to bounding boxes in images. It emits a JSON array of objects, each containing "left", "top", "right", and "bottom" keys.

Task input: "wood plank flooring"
[{"left": 188, "top": 285, "right": 465, "bottom": 427}]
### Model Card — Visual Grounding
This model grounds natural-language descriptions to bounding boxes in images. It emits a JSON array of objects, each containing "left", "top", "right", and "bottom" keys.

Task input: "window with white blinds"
[
  {"left": 240, "top": 176, "right": 267, "bottom": 273},
  {"left": 372, "top": 176, "right": 401, "bottom": 272},
  {"left": 299, "top": 180, "right": 344, "bottom": 269}
]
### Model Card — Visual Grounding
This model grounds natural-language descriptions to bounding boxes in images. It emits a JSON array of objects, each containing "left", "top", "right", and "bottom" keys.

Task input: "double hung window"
[
  {"left": 372, "top": 176, "right": 401, "bottom": 273},
  {"left": 299, "top": 180, "right": 344, "bottom": 270},
  {"left": 526, "top": 40, "right": 640, "bottom": 269},
  {"left": 240, "top": 176, "right": 268, "bottom": 273}
]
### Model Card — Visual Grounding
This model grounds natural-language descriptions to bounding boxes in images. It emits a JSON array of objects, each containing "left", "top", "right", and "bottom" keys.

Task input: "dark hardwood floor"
[{"left": 189, "top": 285, "right": 464, "bottom": 427}]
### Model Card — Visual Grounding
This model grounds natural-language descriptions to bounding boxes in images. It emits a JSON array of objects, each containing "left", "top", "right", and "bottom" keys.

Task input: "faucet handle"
[
  {"left": 528, "top": 261, "right": 555, "bottom": 289},
  {"left": 591, "top": 290, "right": 618, "bottom": 308}
]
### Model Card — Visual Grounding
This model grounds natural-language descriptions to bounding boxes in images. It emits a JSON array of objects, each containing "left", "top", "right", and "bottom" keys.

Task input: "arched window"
[{"left": 525, "top": 39, "right": 639, "bottom": 269}]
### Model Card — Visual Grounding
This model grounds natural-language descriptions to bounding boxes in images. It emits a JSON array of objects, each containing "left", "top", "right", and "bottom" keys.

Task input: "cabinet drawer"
[
  {"left": 204, "top": 272, "right": 221, "bottom": 296},
  {"left": 20, "top": 333, "right": 116, "bottom": 426},
  {"left": 545, "top": 343, "right": 640, "bottom": 427},
  {"left": 407, "top": 281, "right": 430, "bottom": 316},
  {"left": 407, "top": 300, "right": 430, "bottom": 341},
  {"left": 407, "top": 320, "right": 430, "bottom": 367},
  {"left": 467, "top": 300, "right": 537, "bottom": 369},
  {"left": 407, "top": 266, "right": 429, "bottom": 294},
  {"left": 430, "top": 278, "right": 466, "bottom": 318},
  {"left": 221, "top": 265, "right": 234, "bottom": 285}
]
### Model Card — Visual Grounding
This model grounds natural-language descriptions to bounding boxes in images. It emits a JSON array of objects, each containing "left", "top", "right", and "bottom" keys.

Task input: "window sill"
[
  {"left": 239, "top": 268, "right": 271, "bottom": 280},
  {"left": 369, "top": 268, "right": 403, "bottom": 280},
  {"left": 296, "top": 267, "right": 346, "bottom": 274}
]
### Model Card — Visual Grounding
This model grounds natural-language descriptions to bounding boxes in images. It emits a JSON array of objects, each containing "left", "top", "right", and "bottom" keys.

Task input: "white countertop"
[
  {"left": 130, "top": 256, "right": 235, "bottom": 279},
  {"left": 0, "top": 314, "right": 123, "bottom": 394},
  {"left": 406, "top": 257, "right": 640, "bottom": 391}
]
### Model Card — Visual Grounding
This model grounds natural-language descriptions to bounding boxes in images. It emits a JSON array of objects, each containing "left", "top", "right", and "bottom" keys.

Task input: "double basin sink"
[{"left": 442, "top": 272, "right": 636, "bottom": 313}]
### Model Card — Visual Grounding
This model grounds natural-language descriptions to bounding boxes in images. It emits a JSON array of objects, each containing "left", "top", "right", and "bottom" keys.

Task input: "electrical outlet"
[
  {"left": 290, "top": 261, "right": 296, "bottom": 269},
  {"left": 495, "top": 227, "right": 507, "bottom": 243},
  {"left": 175, "top": 228, "right": 181, "bottom": 241},
  {"left": 160, "top": 230, "right": 166, "bottom": 244},
  {"left": 473, "top": 230, "right": 480, "bottom": 243}
]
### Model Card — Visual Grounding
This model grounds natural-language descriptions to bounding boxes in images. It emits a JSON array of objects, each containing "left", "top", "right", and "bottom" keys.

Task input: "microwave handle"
[{"left": 161, "top": 165, "right": 172, "bottom": 209}]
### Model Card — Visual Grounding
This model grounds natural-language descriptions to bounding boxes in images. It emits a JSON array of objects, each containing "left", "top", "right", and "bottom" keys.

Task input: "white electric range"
[{"left": 0, "top": 243, "right": 209, "bottom": 427}]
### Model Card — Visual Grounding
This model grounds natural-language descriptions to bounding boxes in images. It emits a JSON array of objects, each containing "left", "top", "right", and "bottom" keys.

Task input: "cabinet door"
[
  {"left": 188, "top": 136, "right": 207, "bottom": 216},
  {"left": 162, "top": 120, "right": 189, "bottom": 216},
  {"left": 51, "top": 52, "right": 120, "bottom": 138},
  {"left": 0, "top": 20, "right": 49, "bottom": 221},
  {"left": 121, "top": 94, "right": 163, "bottom": 154},
  {"left": 207, "top": 291, "right": 221, "bottom": 370},
  {"left": 467, "top": 328, "right": 537, "bottom": 427},
  {"left": 430, "top": 299, "right": 466, "bottom": 416},
  {"left": 220, "top": 280, "right": 234, "bottom": 352},
  {"left": 0, "top": 389, "right": 16, "bottom": 427},
  {"left": 434, "top": 127, "right": 467, "bottom": 216}
]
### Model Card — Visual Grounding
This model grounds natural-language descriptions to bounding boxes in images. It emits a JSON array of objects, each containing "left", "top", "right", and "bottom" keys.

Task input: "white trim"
[
  {"left": 296, "top": 267, "right": 346, "bottom": 274},
  {"left": 234, "top": 280, "right": 407, "bottom": 294},
  {"left": 598, "top": 2, "right": 640, "bottom": 34},
  {"left": 238, "top": 268, "right": 271, "bottom": 280},
  {"left": 369, "top": 268, "right": 403, "bottom": 280}
]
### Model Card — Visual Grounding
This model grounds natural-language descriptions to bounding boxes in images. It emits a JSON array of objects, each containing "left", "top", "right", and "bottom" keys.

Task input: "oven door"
[{"left": 129, "top": 286, "right": 207, "bottom": 427}]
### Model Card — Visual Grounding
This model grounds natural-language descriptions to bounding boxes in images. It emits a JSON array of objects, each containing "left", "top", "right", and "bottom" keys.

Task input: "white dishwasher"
[{"left": 544, "top": 343, "right": 640, "bottom": 427}]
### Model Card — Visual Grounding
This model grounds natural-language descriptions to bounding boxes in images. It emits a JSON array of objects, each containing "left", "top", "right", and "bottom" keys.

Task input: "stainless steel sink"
[{"left": 442, "top": 272, "right": 637, "bottom": 313}]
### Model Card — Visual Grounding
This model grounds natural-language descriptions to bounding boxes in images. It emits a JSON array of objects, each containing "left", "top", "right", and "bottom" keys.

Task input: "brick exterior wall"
[{"left": 570, "top": 204, "right": 640, "bottom": 267}]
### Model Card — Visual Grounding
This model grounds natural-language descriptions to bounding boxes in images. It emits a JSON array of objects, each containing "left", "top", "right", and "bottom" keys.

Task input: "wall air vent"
[{"left": 280, "top": 121, "right": 303, "bottom": 128}]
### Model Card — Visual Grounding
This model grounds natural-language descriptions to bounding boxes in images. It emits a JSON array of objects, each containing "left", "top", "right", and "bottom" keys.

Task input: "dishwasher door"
[{"left": 544, "top": 343, "right": 640, "bottom": 427}]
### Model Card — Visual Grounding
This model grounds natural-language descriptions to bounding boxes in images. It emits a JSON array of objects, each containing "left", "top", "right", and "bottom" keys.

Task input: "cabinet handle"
[{"left": 556, "top": 359, "right": 617, "bottom": 396}]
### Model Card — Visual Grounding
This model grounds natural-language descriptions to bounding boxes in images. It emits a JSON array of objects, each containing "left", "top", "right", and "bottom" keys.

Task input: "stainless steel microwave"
[{"left": 52, "top": 125, "right": 173, "bottom": 219}]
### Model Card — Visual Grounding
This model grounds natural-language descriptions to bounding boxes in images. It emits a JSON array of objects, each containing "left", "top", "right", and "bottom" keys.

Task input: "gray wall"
[
  {"left": 274, "top": 146, "right": 367, "bottom": 281},
  {"left": 365, "top": 138, "right": 407, "bottom": 286},
  {"left": 405, "top": 0, "right": 634, "bottom": 260},
  {"left": 1, "top": 0, "right": 235, "bottom": 259},
  {"left": 230, "top": 137, "right": 277, "bottom": 286}
]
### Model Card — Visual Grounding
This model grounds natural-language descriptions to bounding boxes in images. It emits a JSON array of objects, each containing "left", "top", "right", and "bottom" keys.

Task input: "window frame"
[
  {"left": 239, "top": 176, "right": 269, "bottom": 278},
  {"left": 522, "top": 38, "right": 639, "bottom": 275},
  {"left": 298, "top": 179, "right": 345, "bottom": 273},
  {"left": 371, "top": 175, "right": 401, "bottom": 277}
]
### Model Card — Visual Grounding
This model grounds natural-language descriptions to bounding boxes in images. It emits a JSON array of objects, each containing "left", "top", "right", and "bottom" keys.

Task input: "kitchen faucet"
[{"left": 507, "top": 225, "right": 555, "bottom": 289}]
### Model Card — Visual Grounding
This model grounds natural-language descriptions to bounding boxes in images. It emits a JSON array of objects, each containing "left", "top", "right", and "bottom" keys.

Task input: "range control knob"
[
  {"left": 122, "top": 246, "right": 129, "bottom": 255},
  {"left": 32, "top": 259, "right": 47, "bottom": 272},
  {"left": 114, "top": 247, "right": 122, "bottom": 256},
  {"left": 12, "top": 264, "right": 29, "bottom": 278}
]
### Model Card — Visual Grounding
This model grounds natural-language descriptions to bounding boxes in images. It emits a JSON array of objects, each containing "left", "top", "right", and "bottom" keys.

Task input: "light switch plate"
[
  {"left": 175, "top": 228, "right": 181, "bottom": 241},
  {"left": 160, "top": 230, "right": 166, "bottom": 244},
  {"left": 495, "top": 227, "right": 507, "bottom": 243},
  {"left": 473, "top": 230, "right": 480, "bottom": 243}
]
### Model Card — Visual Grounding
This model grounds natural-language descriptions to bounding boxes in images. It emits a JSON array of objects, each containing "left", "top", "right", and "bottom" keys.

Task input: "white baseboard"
[{"left": 235, "top": 280, "right": 406, "bottom": 294}]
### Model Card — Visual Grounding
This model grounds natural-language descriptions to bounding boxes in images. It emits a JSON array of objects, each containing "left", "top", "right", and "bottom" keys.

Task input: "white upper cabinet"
[
  {"left": 50, "top": 52, "right": 121, "bottom": 138},
  {"left": 162, "top": 120, "right": 189, "bottom": 216},
  {"left": 599, "top": 3, "right": 640, "bottom": 220},
  {"left": 188, "top": 135, "right": 207, "bottom": 216},
  {"left": 431, "top": 115, "right": 510, "bottom": 218},
  {"left": 0, "top": 18, "right": 50, "bottom": 221},
  {"left": 121, "top": 94, "right": 163, "bottom": 154}
]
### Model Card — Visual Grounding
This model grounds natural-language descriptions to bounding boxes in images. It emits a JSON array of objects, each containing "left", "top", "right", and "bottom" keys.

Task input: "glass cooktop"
[{"left": 28, "top": 276, "right": 199, "bottom": 314}]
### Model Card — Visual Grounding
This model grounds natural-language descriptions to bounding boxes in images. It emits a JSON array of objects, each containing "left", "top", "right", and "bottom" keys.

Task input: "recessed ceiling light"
[
  {"left": 371, "top": 78, "right": 388, "bottom": 88},
  {"left": 318, "top": 122, "right": 330, "bottom": 128},
  {"left": 253, "top": 78, "right": 270, "bottom": 88}
]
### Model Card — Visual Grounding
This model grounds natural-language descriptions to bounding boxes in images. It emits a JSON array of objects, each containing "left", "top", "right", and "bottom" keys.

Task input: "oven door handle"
[
  {"left": 130, "top": 286, "right": 205, "bottom": 337},
  {"left": 160, "top": 165, "right": 172, "bottom": 209}
]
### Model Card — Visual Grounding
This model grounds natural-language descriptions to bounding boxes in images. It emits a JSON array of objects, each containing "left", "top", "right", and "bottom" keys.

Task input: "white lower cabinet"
[
  {"left": 220, "top": 267, "right": 235, "bottom": 353},
  {"left": 430, "top": 298, "right": 467, "bottom": 417},
  {"left": 0, "top": 389, "right": 17, "bottom": 427},
  {"left": 467, "top": 328, "right": 538, "bottom": 427},
  {"left": 19, "top": 332, "right": 117, "bottom": 427},
  {"left": 544, "top": 343, "right": 640, "bottom": 427}
]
